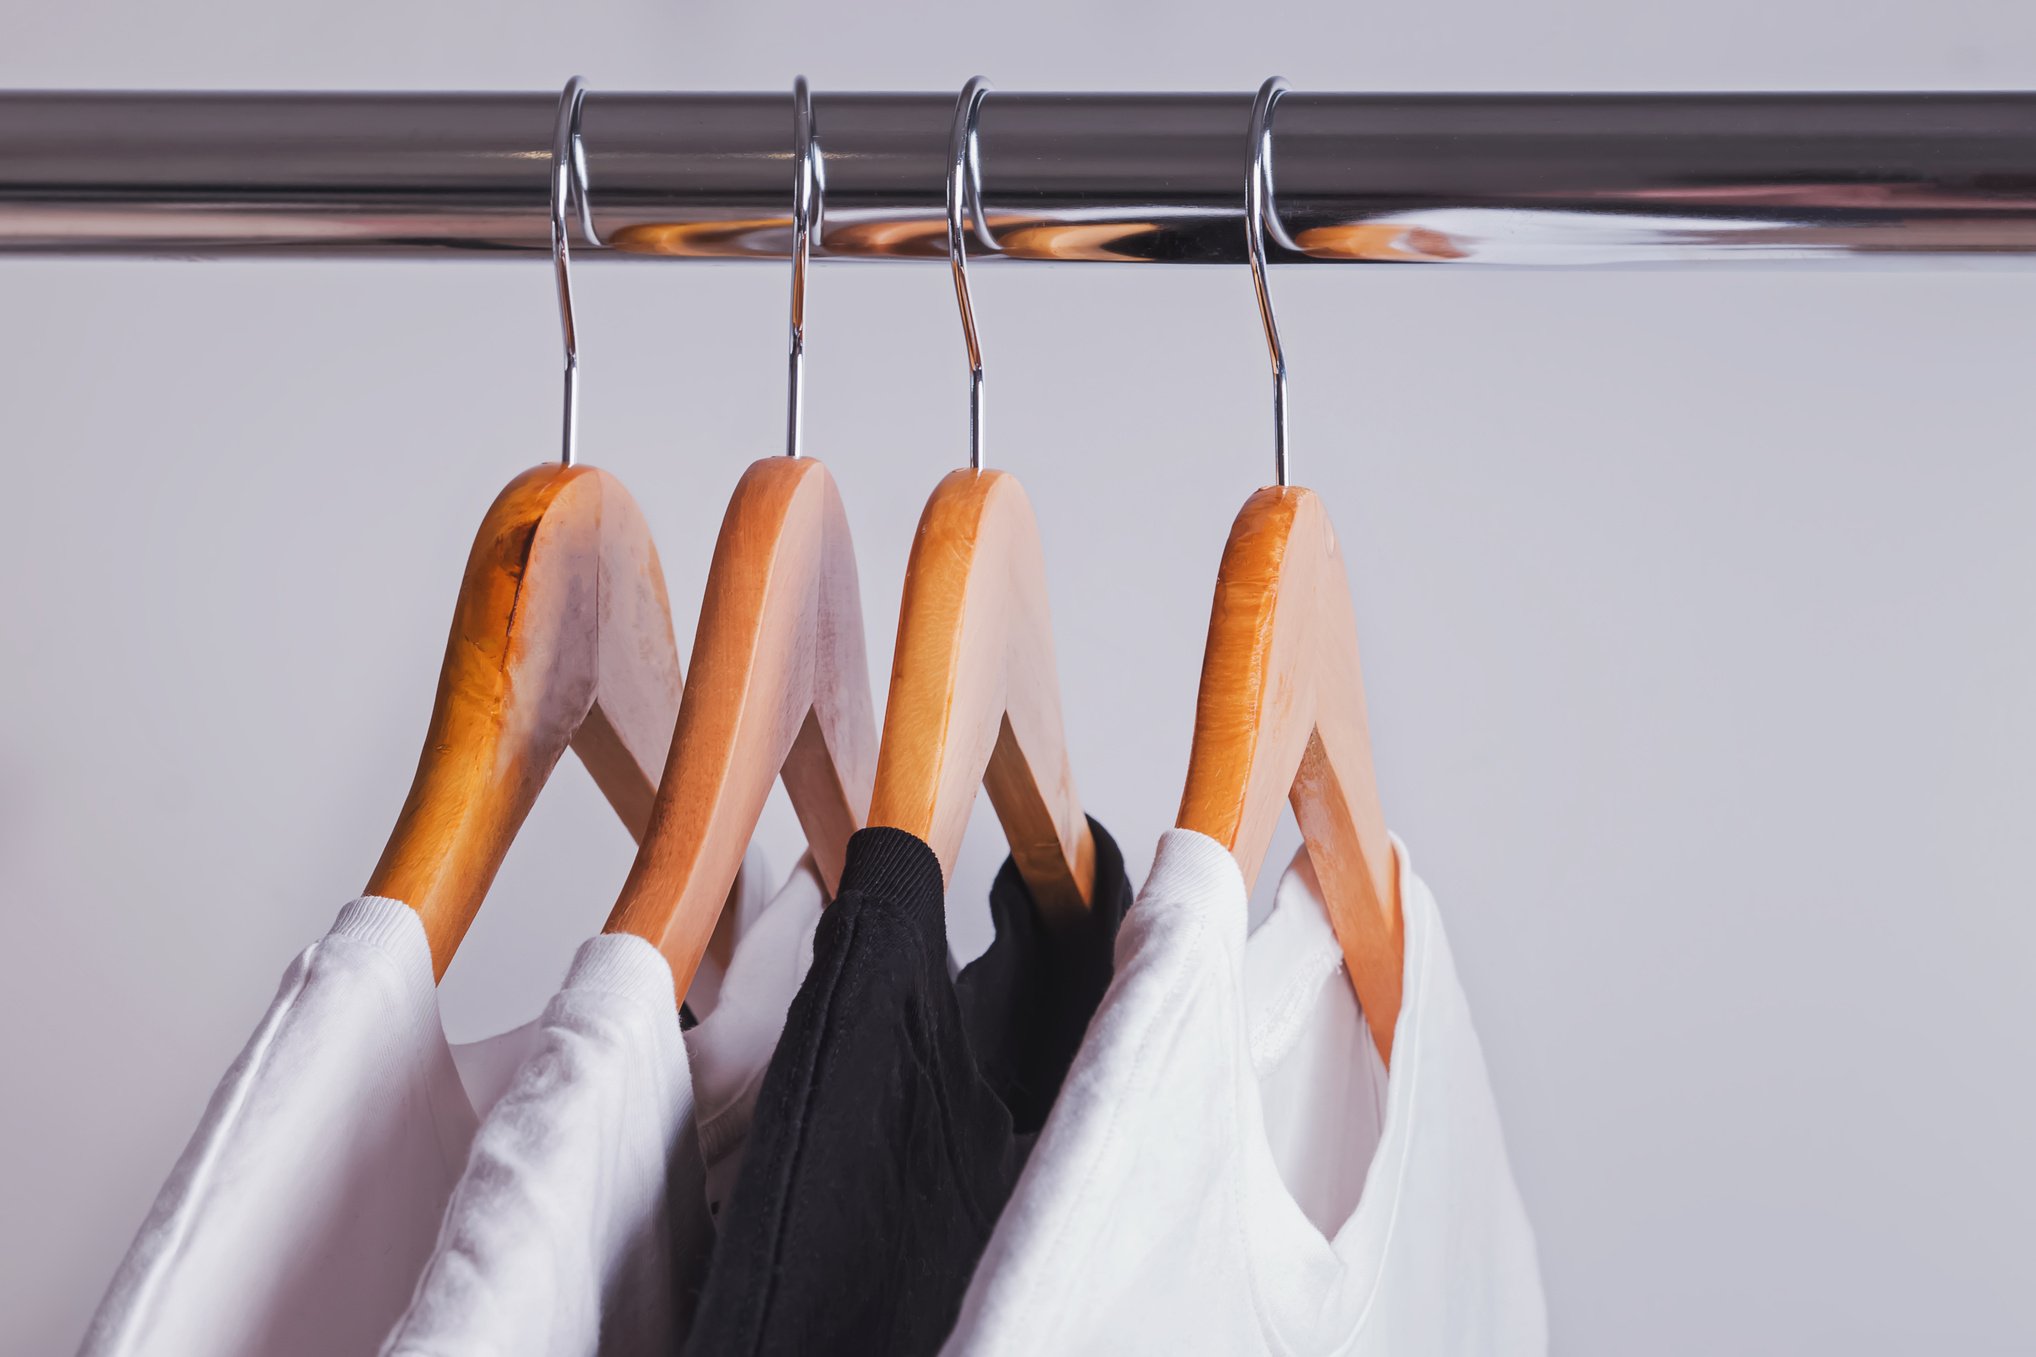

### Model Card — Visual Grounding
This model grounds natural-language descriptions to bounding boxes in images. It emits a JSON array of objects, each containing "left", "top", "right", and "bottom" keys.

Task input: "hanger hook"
[
  {"left": 785, "top": 76, "right": 826, "bottom": 458},
  {"left": 552, "top": 76, "right": 600, "bottom": 468},
  {"left": 947, "top": 76, "right": 997, "bottom": 472},
  {"left": 1246, "top": 77, "right": 1290, "bottom": 488}
]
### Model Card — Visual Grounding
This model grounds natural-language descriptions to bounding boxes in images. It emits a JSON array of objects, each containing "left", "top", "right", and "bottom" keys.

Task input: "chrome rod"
[{"left": 3, "top": 91, "right": 2036, "bottom": 264}]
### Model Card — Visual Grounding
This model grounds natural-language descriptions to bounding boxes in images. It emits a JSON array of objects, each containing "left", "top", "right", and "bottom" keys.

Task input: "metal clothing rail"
[{"left": 2, "top": 90, "right": 2035, "bottom": 265}]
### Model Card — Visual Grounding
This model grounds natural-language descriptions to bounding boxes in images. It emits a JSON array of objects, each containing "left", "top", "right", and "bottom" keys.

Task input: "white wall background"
[{"left": 4, "top": 3, "right": 2035, "bottom": 1353}]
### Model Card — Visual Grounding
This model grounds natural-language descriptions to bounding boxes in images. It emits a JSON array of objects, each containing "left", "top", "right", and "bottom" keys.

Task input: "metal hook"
[
  {"left": 1246, "top": 77, "right": 1290, "bottom": 487},
  {"left": 947, "top": 76, "right": 996, "bottom": 471},
  {"left": 551, "top": 76, "right": 601, "bottom": 468},
  {"left": 785, "top": 76, "right": 825, "bottom": 458}
]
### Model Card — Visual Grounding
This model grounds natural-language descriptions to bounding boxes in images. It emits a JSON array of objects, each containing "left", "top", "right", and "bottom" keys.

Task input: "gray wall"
[{"left": 4, "top": 4, "right": 2035, "bottom": 1353}]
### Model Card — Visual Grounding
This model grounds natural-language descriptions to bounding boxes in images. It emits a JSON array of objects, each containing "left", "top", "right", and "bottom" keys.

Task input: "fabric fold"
[
  {"left": 940, "top": 831, "right": 1546, "bottom": 1356},
  {"left": 681, "top": 819, "right": 1135, "bottom": 1357}
]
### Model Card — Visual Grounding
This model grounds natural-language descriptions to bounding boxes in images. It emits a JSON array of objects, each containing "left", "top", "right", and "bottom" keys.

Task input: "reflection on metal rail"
[{"left": 2, "top": 90, "right": 2036, "bottom": 265}]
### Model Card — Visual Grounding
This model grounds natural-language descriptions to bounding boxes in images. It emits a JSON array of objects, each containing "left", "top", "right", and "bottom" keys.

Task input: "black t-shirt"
[{"left": 681, "top": 819, "right": 1132, "bottom": 1357}]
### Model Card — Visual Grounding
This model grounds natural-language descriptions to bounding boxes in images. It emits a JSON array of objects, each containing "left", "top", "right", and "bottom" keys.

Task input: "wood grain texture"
[
  {"left": 868, "top": 468, "right": 1096, "bottom": 926},
  {"left": 367, "top": 463, "right": 683, "bottom": 978},
  {"left": 604, "top": 456, "right": 877, "bottom": 1000},
  {"left": 1177, "top": 486, "right": 1404, "bottom": 1063}
]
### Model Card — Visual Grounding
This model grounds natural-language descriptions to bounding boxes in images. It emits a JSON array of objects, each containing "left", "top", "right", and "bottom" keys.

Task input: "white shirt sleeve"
[
  {"left": 80, "top": 898, "right": 477, "bottom": 1357},
  {"left": 379, "top": 933, "right": 698, "bottom": 1357},
  {"left": 379, "top": 855, "right": 827, "bottom": 1357}
]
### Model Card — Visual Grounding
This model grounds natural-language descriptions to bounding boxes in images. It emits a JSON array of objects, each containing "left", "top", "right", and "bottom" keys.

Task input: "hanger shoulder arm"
[
  {"left": 783, "top": 464, "right": 880, "bottom": 888},
  {"left": 1177, "top": 486, "right": 1312, "bottom": 882},
  {"left": 571, "top": 469, "right": 685, "bottom": 838}
]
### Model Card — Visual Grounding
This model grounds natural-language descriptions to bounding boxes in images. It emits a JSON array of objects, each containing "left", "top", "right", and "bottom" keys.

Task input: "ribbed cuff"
[
  {"left": 562, "top": 932, "right": 680, "bottom": 1005},
  {"left": 332, "top": 895, "right": 434, "bottom": 966},
  {"left": 838, "top": 826, "right": 947, "bottom": 927},
  {"left": 1142, "top": 827, "right": 1250, "bottom": 933},
  {"left": 326, "top": 898, "right": 442, "bottom": 1050}
]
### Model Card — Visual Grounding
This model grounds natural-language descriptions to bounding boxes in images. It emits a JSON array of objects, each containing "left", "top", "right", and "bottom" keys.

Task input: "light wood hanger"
[
  {"left": 864, "top": 78, "right": 1096, "bottom": 923},
  {"left": 370, "top": 80, "right": 688, "bottom": 978},
  {"left": 1178, "top": 78, "right": 1403, "bottom": 1063},
  {"left": 868, "top": 467, "right": 1097, "bottom": 921},
  {"left": 368, "top": 462, "right": 684, "bottom": 978},
  {"left": 1177, "top": 486, "right": 1402, "bottom": 1062},
  {"left": 603, "top": 456, "right": 876, "bottom": 997},
  {"left": 605, "top": 83, "right": 880, "bottom": 1000}
]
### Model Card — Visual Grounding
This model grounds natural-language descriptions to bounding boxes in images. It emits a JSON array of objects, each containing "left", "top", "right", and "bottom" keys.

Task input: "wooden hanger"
[
  {"left": 1178, "top": 76, "right": 1403, "bottom": 1064},
  {"left": 369, "top": 80, "right": 693, "bottom": 978},
  {"left": 1176, "top": 486, "right": 1403, "bottom": 1063},
  {"left": 867, "top": 468, "right": 1096, "bottom": 922},
  {"left": 604, "top": 455, "right": 877, "bottom": 999},
  {"left": 864, "top": 78, "right": 1096, "bottom": 924},
  {"left": 606, "top": 79, "right": 877, "bottom": 1001},
  {"left": 367, "top": 463, "right": 684, "bottom": 978}
]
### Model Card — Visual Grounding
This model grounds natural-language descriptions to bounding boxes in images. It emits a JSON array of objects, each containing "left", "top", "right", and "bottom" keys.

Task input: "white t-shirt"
[
  {"left": 382, "top": 860, "right": 825, "bottom": 1356},
  {"left": 941, "top": 829, "right": 1547, "bottom": 1356},
  {"left": 78, "top": 855, "right": 796, "bottom": 1357}
]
